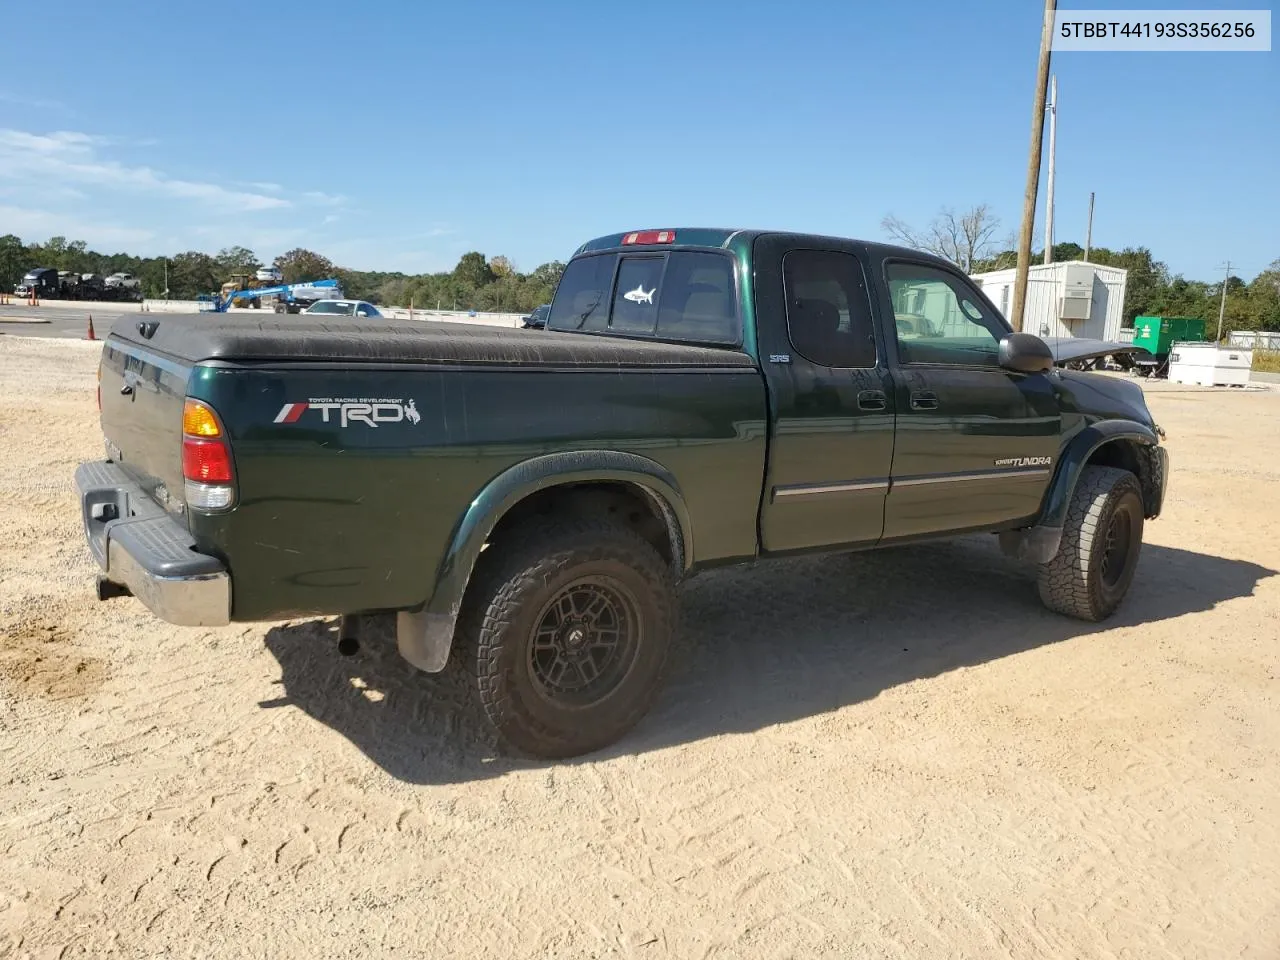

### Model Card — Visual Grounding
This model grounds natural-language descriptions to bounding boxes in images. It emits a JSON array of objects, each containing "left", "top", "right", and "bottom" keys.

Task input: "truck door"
[
  {"left": 755, "top": 235, "right": 895, "bottom": 553},
  {"left": 874, "top": 257, "right": 1061, "bottom": 541}
]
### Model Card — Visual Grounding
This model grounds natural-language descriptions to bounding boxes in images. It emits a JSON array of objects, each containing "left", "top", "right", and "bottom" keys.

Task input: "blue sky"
[{"left": 0, "top": 0, "right": 1275, "bottom": 280}]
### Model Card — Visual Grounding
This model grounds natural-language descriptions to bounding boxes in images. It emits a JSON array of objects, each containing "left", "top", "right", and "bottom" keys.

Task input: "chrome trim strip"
[
  {"left": 773, "top": 479, "right": 890, "bottom": 500},
  {"left": 772, "top": 468, "right": 1050, "bottom": 502},
  {"left": 892, "top": 468, "right": 1051, "bottom": 488}
]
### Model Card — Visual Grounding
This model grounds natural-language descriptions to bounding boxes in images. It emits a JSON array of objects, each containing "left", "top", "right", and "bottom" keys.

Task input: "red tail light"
[
  {"left": 621, "top": 230, "right": 676, "bottom": 245},
  {"left": 182, "top": 437, "right": 233, "bottom": 483},
  {"left": 181, "top": 398, "right": 235, "bottom": 510}
]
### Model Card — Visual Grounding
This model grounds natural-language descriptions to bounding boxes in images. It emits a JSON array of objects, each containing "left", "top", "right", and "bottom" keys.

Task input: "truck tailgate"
[{"left": 98, "top": 338, "right": 192, "bottom": 512}]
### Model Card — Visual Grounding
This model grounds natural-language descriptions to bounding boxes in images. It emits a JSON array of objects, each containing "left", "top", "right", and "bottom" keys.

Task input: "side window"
[
  {"left": 548, "top": 253, "right": 617, "bottom": 332},
  {"left": 886, "top": 262, "right": 1007, "bottom": 366},
  {"left": 655, "top": 251, "right": 736, "bottom": 344},
  {"left": 611, "top": 256, "right": 664, "bottom": 334},
  {"left": 782, "top": 250, "right": 877, "bottom": 368}
]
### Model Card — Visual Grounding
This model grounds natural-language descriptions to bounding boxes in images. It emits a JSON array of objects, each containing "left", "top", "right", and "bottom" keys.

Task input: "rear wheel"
[
  {"left": 459, "top": 517, "right": 676, "bottom": 758},
  {"left": 1038, "top": 465, "right": 1144, "bottom": 621}
]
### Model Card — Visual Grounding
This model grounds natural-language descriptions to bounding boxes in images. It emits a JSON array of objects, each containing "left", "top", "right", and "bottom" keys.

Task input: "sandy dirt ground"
[{"left": 1, "top": 335, "right": 1278, "bottom": 959}]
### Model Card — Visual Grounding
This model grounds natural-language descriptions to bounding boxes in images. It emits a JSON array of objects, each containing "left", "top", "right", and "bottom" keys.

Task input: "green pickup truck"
[{"left": 77, "top": 228, "right": 1169, "bottom": 758}]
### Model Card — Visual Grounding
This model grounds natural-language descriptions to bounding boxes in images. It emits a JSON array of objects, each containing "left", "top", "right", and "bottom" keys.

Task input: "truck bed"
[{"left": 96, "top": 313, "right": 767, "bottom": 621}]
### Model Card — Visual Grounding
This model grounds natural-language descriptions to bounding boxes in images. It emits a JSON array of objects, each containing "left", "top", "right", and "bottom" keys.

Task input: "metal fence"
[{"left": 1228, "top": 331, "right": 1280, "bottom": 351}]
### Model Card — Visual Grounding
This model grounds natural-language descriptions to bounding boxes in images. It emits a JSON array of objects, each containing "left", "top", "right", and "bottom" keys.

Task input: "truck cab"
[{"left": 15, "top": 267, "right": 60, "bottom": 298}]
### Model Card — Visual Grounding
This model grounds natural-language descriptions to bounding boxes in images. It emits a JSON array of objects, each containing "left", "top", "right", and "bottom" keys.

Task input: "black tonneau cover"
[{"left": 106, "top": 314, "right": 756, "bottom": 368}]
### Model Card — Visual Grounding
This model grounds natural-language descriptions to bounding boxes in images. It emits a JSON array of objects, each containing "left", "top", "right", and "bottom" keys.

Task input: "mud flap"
[
  {"left": 395, "top": 608, "right": 455, "bottom": 673},
  {"left": 998, "top": 526, "right": 1064, "bottom": 565}
]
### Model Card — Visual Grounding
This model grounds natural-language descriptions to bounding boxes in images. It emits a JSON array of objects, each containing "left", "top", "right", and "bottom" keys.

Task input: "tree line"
[
  {"left": 4, "top": 221, "right": 1277, "bottom": 333},
  {"left": 0, "top": 234, "right": 565, "bottom": 315},
  {"left": 884, "top": 206, "right": 1280, "bottom": 332}
]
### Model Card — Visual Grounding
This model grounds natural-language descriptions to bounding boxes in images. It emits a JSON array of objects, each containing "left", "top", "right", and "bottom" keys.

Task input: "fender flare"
[
  {"left": 396, "top": 450, "right": 693, "bottom": 673},
  {"left": 1001, "top": 419, "right": 1159, "bottom": 564}
]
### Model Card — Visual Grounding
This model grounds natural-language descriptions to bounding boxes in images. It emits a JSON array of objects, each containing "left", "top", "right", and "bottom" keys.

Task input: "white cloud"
[
  {"left": 0, "top": 128, "right": 289, "bottom": 212},
  {"left": 0, "top": 204, "right": 155, "bottom": 246},
  {"left": 302, "top": 190, "right": 347, "bottom": 206},
  {"left": 0, "top": 127, "right": 477, "bottom": 271}
]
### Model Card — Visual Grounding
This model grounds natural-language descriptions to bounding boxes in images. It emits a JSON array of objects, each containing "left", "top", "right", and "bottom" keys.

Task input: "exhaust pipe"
[
  {"left": 337, "top": 615, "right": 360, "bottom": 656},
  {"left": 95, "top": 575, "right": 131, "bottom": 601}
]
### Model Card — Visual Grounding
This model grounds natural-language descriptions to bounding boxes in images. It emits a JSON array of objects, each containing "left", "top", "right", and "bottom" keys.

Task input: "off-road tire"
[
  {"left": 459, "top": 517, "right": 676, "bottom": 759},
  {"left": 1038, "top": 465, "right": 1144, "bottom": 621}
]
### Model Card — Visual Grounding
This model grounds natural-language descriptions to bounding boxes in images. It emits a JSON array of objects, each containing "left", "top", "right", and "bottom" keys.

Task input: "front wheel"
[
  {"left": 1038, "top": 465, "right": 1145, "bottom": 621},
  {"left": 459, "top": 517, "right": 676, "bottom": 758}
]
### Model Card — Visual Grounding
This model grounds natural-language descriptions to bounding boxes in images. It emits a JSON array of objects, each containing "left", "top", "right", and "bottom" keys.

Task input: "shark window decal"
[{"left": 623, "top": 284, "right": 655, "bottom": 305}]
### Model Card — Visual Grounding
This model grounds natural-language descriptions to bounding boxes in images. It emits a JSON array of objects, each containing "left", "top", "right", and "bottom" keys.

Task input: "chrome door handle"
[
  {"left": 909, "top": 391, "right": 938, "bottom": 410},
  {"left": 857, "top": 390, "right": 887, "bottom": 411}
]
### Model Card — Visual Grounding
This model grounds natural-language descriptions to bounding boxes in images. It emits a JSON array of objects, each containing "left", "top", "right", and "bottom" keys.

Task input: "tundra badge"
[{"left": 994, "top": 456, "right": 1053, "bottom": 467}]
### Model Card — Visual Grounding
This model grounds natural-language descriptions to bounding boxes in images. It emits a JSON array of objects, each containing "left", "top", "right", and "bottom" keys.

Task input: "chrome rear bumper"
[{"left": 75, "top": 461, "right": 231, "bottom": 627}]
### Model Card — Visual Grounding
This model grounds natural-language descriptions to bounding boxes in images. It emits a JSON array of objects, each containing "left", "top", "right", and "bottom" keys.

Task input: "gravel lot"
[{"left": 2, "top": 336, "right": 1278, "bottom": 959}]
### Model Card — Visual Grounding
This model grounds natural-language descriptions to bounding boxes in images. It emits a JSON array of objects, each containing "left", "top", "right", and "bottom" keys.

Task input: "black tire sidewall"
[
  {"left": 472, "top": 525, "right": 675, "bottom": 757},
  {"left": 1090, "top": 483, "right": 1144, "bottom": 613}
]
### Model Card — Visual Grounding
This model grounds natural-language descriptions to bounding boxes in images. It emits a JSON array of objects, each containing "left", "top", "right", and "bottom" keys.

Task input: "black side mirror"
[{"left": 998, "top": 332, "right": 1055, "bottom": 374}]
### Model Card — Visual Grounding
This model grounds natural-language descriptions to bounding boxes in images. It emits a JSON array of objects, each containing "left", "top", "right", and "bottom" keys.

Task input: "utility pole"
[
  {"left": 1084, "top": 192, "right": 1095, "bottom": 262},
  {"left": 1043, "top": 75, "right": 1058, "bottom": 265},
  {"left": 163, "top": 257, "right": 169, "bottom": 299},
  {"left": 1011, "top": 0, "right": 1057, "bottom": 331},
  {"left": 1217, "top": 261, "right": 1232, "bottom": 342}
]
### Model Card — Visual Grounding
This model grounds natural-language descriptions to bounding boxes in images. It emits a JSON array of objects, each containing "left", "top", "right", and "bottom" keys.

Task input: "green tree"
[
  {"left": 215, "top": 246, "right": 262, "bottom": 279},
  {"left": 1245, "top": 260, "right": 1280, "bottom": 331},
  {"left": 528, "top": 260, "right": 565, "bottom": 293},
  {"left": 274, "top": 248, "right": 334, "bottom": 284},
  {"left": 138, "top": 258, "right": 169, "bottom": 299},
  {"left": 168, "top": 251, "right": 220, "bottom": 300},
  {"left": 453, "top": 251, "right": 495, "bottom": 289},
  {"left": 0, "top": 234, "right": 32, "bottom": 290}
]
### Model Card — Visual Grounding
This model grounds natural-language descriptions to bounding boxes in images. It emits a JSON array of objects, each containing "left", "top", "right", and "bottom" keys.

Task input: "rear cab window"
[{"left": 548, "top": 249, "right": 739, "bottom": 345}]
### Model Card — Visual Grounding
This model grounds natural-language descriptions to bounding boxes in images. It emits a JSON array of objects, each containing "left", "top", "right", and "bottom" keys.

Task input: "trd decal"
[{"left": 274, "top": 398, "right": 421, "bottom": 428}]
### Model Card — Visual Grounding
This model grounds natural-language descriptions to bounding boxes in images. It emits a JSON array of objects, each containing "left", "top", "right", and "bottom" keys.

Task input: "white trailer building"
[{"left": 970, "top": 261, "right": 1129, "bottom": 342}]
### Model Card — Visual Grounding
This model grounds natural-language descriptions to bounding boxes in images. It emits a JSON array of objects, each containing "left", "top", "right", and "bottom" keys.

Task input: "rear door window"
[
  {"left": 548, "top": 253, "right": 617, "bottom": 332},
  {"left": 782, "top": 250, "right": 877, "bottom": 368}
]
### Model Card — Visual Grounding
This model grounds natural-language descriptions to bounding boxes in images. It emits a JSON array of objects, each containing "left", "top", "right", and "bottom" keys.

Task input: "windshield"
[{"left": 306, "top": 301, "right": 356, "bottom": 315}]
